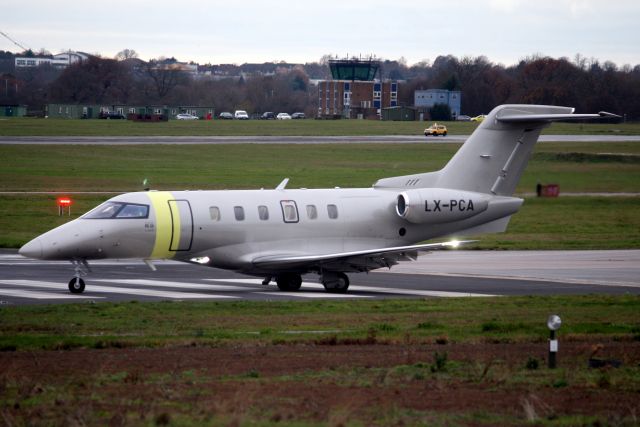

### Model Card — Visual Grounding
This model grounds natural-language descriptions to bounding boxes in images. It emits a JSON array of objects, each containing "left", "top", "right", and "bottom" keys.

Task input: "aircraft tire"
[
  {"left": 324, "top": 273, "right": 349, "bottom": 293},
  {"left": 68, "top": 277, "right": 86, "bottom": 294},
  {"left": 276, "top": 274, "right": 302, "bottom": 292}
]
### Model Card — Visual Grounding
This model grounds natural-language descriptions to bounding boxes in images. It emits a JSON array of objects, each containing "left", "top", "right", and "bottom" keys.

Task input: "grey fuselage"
[{"left": 22, "top": 186, "right": 521, "bottom": 275}]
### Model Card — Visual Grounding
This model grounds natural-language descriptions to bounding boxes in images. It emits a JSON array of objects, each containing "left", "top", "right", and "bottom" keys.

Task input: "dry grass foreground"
[{"left": 1, "top": 338, "right": 639, "bottom": 426}]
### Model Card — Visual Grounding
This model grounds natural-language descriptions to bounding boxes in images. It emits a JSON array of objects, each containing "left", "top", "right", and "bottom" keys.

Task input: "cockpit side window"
[
  {"left": 83, "top": 202, "right": 149, "bottom": 219},
  {"left": 116, "top": 204, "right": 149, "bottom": 218}
]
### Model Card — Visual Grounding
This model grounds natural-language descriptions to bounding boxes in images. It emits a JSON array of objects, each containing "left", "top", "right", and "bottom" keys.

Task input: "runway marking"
[
  {"left": 0, "top": 280, "right": 238, "bottom": 299},
  {"left": 0, "top": 288, "right": 104, "bottom": 300},
  {"left": 206, "top": 278, "right": 319, "bottom": 287},
  {"left": 206, "top": 279, "right": 497, "bottom": 297},
  {"left": 94, "top": 279, "right": 248, "bottom": 291},
  {"left": 254, "top": 292, "right": 370, "bottom": 299},
  {"left": 377, "top": 271, "right": 640, "bottom": 289},
  {"left": 347, "top": 285, "right": 497, "bottom": 298}
]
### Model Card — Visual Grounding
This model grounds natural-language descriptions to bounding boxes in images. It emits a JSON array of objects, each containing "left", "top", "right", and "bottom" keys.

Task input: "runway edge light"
[{"left": 57, "top": 197, "right": 72, "bottom": 216}]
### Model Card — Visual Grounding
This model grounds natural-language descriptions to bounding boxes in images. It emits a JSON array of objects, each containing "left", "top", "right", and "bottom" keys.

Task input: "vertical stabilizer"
[{"left": 436, "top": 105, "right": 572, "bottom": 196}]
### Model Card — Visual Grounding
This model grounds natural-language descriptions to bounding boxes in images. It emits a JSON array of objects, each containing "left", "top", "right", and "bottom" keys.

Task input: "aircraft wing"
[{"left": 251, "top": 240, "right": 473, "bottom": 272}]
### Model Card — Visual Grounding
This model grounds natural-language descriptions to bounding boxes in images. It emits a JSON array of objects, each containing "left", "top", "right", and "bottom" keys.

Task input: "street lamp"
[{"left": 547, "top": 314, "right": 562, "bottom": 369}]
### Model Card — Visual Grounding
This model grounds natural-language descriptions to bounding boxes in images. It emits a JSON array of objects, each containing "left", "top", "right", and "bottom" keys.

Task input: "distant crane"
[{"left": 0, "top": 29, "right": 29, "bottom": 52}]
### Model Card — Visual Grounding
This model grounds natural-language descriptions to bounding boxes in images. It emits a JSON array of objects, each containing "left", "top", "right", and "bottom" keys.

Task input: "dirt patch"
[{"left": 1, "top": 340, "right": 638, "bottom": 425}]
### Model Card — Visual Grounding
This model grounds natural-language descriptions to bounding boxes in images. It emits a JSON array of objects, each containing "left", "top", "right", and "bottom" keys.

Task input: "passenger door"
[{"left": 168, "top": 200, "right": 193, "bottom": 251}]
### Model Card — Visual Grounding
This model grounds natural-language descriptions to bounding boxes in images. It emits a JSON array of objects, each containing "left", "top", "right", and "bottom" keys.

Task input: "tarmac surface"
[
  {"left": 1, "top": 135, "right": 640, "bottom": 144},
  {"left": 1, "top": 250, "right": 638, "bottom": 305}
]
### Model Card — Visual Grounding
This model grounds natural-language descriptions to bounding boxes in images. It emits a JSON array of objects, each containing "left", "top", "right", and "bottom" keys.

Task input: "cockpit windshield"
[{"left": 83, "top": 202, "right": 149, "bottom": 219}]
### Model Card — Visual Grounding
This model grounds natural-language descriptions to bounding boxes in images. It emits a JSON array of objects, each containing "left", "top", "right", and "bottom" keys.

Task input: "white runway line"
[
  {"left": 206, "top": 279, "right": 497, "bottom": 297},
  {"left": 0, "top": 288, "right": 104, "bottom": 300},
  {"left": 206, "top": 278, "right": 319, "bottom": 287},
  {"left": 94, "top": 279, "right": 248, "bottom": 291},
  {"left": 254, "top": 292, "right": 370, "bottom": 299},
  {"left": 0, "top": 280, "right": 238, "bottom": 299},
  {"left": 348, "top": 285, "right": 497, "bottom": 297}
]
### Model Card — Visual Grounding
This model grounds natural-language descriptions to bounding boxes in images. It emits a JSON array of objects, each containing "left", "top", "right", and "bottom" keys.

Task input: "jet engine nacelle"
[{"left": 396, "top": 188, "right": 490, "bottom": 224}]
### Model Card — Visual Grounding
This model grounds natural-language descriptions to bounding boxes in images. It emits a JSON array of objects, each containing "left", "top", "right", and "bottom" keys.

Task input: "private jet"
[{"left": 19, "top": 104, "right": 617, "bottom": 293}]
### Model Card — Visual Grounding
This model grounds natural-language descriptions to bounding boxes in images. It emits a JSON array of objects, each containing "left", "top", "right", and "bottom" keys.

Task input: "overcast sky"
[{"left": 3, "top": 0, "right": 639, "bottom": 66}]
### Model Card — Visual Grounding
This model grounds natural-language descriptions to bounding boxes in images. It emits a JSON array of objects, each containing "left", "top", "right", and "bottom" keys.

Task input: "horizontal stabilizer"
[{"left": 497, "top": 109, "right": 619, "bottom": 123}]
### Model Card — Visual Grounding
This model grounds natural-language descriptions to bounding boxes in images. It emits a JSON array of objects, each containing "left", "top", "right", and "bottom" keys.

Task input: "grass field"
[
  {"left": 1, "top": 295, "right": 638, "bottom": 350},
  {"left": 1, "top": 142, "right": 639, "bottom": 249},
  {"left": 1, "top": 116, "right": 639, "bottom": 136}
]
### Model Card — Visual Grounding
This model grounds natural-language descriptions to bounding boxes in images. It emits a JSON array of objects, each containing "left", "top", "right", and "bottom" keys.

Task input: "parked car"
[
  {"left": 176, "top": 113, "right": 199, "bottom": 120},
  {"left": 234, "top": 110, "right": 249, "bottom": 120},
  {"left": 99, "top": 111, "right": 126, "bottom": 120},
  {"left": 219, "top": 112, "right": 233, "bottom": 120},
  {"left": 291, "top": 112, "right": 306, "bottom": 119},
  {"left": 470, "top": 114, "right": 486, "bottom": 122},
  {"left": 424, "top": 123, "right": 448, "bottom": 137},
  {"left": 456, "top": 115, "right": 471, "bottom": 121},
  {"left": 276, "top": 113, "right": 292, "bottom": 120},
  {"left": 261, "top": 112, "right": 276, "bottom": 120}
]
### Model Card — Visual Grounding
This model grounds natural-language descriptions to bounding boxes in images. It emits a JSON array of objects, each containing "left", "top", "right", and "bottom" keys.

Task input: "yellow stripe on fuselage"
[{"left": 147, "top": 191, "right": 176, "bottom": 259}]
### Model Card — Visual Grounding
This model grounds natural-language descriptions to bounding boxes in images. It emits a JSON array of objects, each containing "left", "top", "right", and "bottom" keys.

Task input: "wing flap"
[{"left": 251, "top": 240, "right": 472, "bottom": 271}]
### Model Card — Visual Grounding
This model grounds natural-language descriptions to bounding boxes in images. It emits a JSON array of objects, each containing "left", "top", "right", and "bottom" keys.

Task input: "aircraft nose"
[{"left": 19, "top": 238, "right": 43, "bottom": 259}]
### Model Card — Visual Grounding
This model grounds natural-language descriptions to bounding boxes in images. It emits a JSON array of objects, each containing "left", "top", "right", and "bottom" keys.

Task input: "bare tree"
[{"left": 115, "top": 49, "right": 139, "bottom": 61}]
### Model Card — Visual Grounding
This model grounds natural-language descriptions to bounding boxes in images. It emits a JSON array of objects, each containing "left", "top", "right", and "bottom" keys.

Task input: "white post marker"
[{"left": 547, "top": 314, "right": 562, "bottom": 369}]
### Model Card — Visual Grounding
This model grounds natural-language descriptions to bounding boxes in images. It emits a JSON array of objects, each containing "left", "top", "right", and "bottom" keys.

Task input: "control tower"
[
  {"left": 319, "top": 57, "right": 397, "bottom": 119},
  {"left": 328, "top": 58, "right": 380, "bottom": 81}
]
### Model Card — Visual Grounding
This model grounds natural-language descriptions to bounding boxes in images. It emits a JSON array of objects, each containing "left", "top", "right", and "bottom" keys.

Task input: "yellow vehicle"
[
  {"left": 424, "top": 123, "right": 448, "bottom": 137},
  {"left": 470, "top": 114, "right": 486, "bottom": 122}
]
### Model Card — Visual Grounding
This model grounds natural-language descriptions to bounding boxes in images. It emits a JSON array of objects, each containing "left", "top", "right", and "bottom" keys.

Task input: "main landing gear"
[
  {"left": 321, "top": 272, "right": 350, "bottom": 293},
  {"left": 266, "top": 272, "right": 350, "bottom": 293},
  {"left": 68, "top": 259, "right": 90, "bottom": 294},
  {"left": 275, "top": 273, "right": 302, "bottom": 291}
]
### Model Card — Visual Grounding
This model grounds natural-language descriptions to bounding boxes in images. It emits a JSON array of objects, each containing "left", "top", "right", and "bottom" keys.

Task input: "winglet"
[{"left": 276, "top": 178, "right": 289, "bottom": 190}]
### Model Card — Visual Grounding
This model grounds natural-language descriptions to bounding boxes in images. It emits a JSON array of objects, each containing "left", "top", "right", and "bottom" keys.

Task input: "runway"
[
  {"left": 1, "top": 250, "right": 638, "bottom": 305},
  {"left": 1, "top": 135, "right": 639, "bottom": 145}
]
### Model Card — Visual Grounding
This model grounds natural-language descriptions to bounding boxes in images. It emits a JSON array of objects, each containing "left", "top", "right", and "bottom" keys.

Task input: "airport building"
[
  {"left": 46, "top": 104, "right": 215, "bottom": 119},
  {"left": 414, "top": 89, "right": 462, "bottom": 118},
  {"left": 0, "top": 104, "right": 27, "bottom": 117},
  {"left": 317, "top": 59, "right": 398, "bottom": 119},
  {"left": 14, "top": 51, "right": 89, "bottom": 69}
]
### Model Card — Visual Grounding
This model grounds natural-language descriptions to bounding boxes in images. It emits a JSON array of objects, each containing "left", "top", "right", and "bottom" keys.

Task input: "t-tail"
[
  {"left": 376, "top": 104, "right": 617, "bottom": 195},
  {"left": 375, "top": 104, "right": 618, "bottom": 236}
]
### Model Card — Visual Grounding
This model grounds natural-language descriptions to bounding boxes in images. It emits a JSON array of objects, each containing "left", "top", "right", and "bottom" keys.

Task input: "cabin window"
[
  {"left": 209, "top": 206, "right": 220, "bottom": 221},
  {"left": 258, "top": 205, "right": 269, "bottom": 220},
  {"left": 280, "top": 200, "right": 299, "bottom": 223},
  {"left": 234, "top": 206, "right": 245, "bottom": 221},
  {"left": 327, "top": 204, "right": 338, "bottom": 219},
  {"left": 306, "top": 204, "right": 317, "bottom": 220}
]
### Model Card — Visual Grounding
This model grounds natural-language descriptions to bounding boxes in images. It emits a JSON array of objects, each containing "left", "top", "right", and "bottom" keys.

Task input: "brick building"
[{"left": 318, "top": 80, "right": 398, "bottom": 119}]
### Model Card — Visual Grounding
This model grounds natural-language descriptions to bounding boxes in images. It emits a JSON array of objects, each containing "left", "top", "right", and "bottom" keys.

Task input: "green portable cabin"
[{"left": 0, "top": 105, "right": 28, "bottom": 117}]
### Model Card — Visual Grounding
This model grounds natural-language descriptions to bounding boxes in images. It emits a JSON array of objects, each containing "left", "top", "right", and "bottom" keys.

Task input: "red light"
[{"left": 57, "top": 197, "right": 72, "bottom": 207}]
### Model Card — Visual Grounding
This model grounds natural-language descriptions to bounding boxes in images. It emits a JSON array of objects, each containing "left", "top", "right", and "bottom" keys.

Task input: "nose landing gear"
[
  {"left": 68, "top": 259, "right": 91, "bottom": 294},
  {"left": 68, "top": 277, "right": 86, "bottom": 294}
]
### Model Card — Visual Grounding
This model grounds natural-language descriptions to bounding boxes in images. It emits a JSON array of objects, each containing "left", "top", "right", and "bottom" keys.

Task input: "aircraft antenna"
[{"left": 0, "top": 29, "right": 29, "bottom": 51}]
